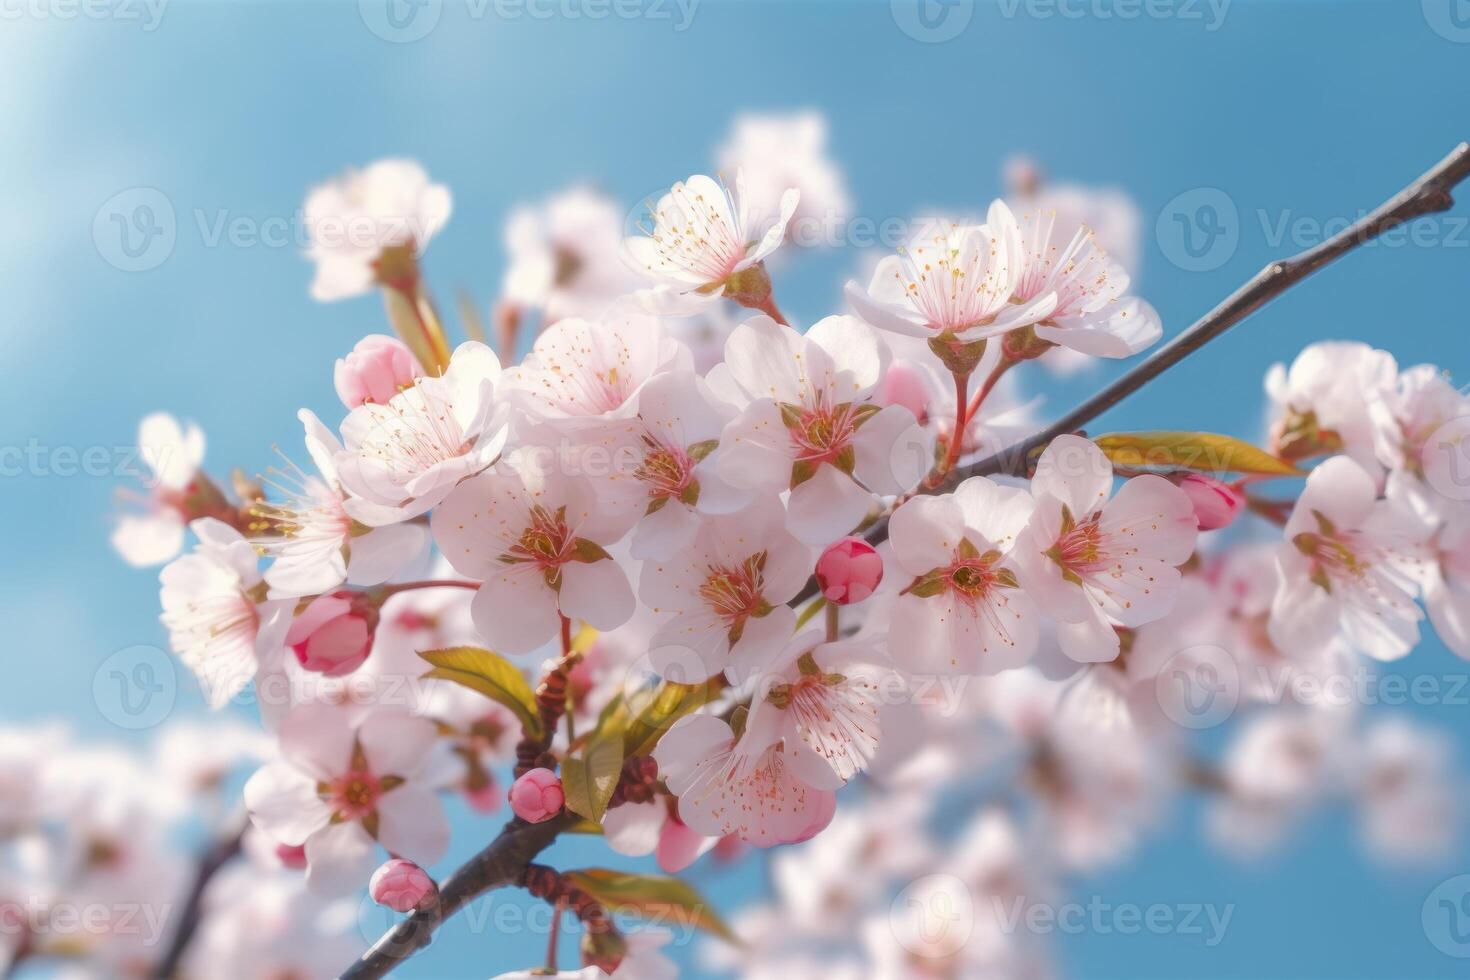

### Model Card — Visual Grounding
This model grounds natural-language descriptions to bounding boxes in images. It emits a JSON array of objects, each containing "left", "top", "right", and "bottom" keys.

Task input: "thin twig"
[
  {"left": 790, "top": 142, "right": 1470, "bottom": 605},
  {"left": 150, "top": 819, "right": 247, "bottom": 979}
]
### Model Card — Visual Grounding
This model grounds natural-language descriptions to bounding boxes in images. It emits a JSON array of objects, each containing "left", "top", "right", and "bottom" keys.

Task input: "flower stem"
[
  {"left": 931, "top": 371, "right": 971, "bottom": 485},
  {"left": 825, "top": 602, "right": 839, "bottom": 643},
  {"left": 966, "top": 355, "right": 1018, "bottom": 422}
]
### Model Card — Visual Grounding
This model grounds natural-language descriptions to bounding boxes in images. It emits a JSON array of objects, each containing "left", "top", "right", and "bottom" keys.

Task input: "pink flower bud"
[
  {"left": 275, "top": 843, "right": 307, "bottom": 870},
  {"left": 334, "top": 335, "right": 421, "bottom": 409},
  {"left": 877, "top": 360, "right": 931, "bottom": 423},
  {"left": 369, "top": 859, "right": 437, "bottom": 913},
  {"left": 464, "top": 781, "right": 502, "bottom": 814},
  {"left": 1172, "top": 473, "right": 1245, "bottom": 531},
  {"left": 815, "top": 537, "right": 884, "bottom": 605},
  {"left": 507, "top": 768, "right": 564, "bottom": 824},
  {"left": 286, "top": 592, "right": 377, "bottom": 676}
]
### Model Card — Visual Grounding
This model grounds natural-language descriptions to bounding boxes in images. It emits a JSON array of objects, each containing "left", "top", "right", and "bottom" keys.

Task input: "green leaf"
[
  {"left": 1092, "top": 431, "right": 1302, "bottom": 478},
  {"left": 570, "top": 538, "right": 613, "bottom": 563},
  {"left": 622, "top": 679, "right": 720, "bottom": 757},
  {"left": 686, "top": 439, "right": 719, "bottom": 463},
  {"left": 418, "top": 647, "right": 542, "bottom": 740},
  {"left": 561, "top": 726, "right": 624, "bottom": 823},
  {"left": 564, "top": 869, "right": 739, "bottom": 944}
]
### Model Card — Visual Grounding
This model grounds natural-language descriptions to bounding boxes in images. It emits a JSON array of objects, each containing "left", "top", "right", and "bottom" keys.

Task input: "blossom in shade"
[
  {"left": 503, "top": 312, "right": 690, "bottom": 429},
  {"left": 243, "top": 705, "right": 449, "bottom": 896},
  {"left": 1269, "top": 455, "right": 1430, "bottom": 662},
  {"left": 843, "top": 202, "right": 1056, "bottom": 345},
  {"left": 1370, "top": 363, "right": 1470, "bottom": 521},
  {"left": 303, "top": 158, "right": 451, "bottom": 302},
  {"left": 370, "top": 859, "right": 437, "bottom": 912},
  {"left": 638, "top": 499, "right": 811, "bottom": 682},
  {"left": 623, "top": 171, "right": 799, "bottom": 315},
  {"left": 111, "top": 413, "right": 208, "bottom": 567},
  {"left": 715, "top": 111, "right": 851, "bottom": 245},
  {"left": 431, "top": 456, "right": 635, "bottom": 655},
  {"left": 333, "top": 341, "right": 508, "bottom": 523},
  {"left": 653, "top": 713, "right": 838, "bottom": 847},
  {"left": 1423, "top": 513, "right": 1470, "bottom": 661},
  {"left": 1008, "top": 207, "right": 1161, "bottom": 358},
  {"left": 886, "top": 476, "right": 1040, "bottom": 675},
  {"left": 160, "top": 518, "right": 290, "bottom": 708},
  {"left": 254, "top": 409, "right": 427, "bottom": 598},
  {"left": 334, "top": 335, "right": 422, "bottom": 409},
  {"left": 1013, "top": 435, "right": 1198, "bottom": 664},
  {"left": 712, "top": 315, "right": 931, "bottom": 545},
  {"left": 1265, "top": 341, "right": 1398, "bottom": 472},
  {"left": 501, "top": 185, "right": 643, "bottom": 322}
]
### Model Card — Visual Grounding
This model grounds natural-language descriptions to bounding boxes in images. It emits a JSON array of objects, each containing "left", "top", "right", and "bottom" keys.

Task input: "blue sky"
[{"left": 5, "top": 1, "right": 1470, "bottom": 976}]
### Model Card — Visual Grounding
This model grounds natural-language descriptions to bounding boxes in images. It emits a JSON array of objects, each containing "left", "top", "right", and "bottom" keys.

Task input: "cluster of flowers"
[
  {"left": 103, "top": 113, "right": 1467, "bottom": 978},
  {"left": 0, "top": 721, "right": 363, "bottom": 978}
]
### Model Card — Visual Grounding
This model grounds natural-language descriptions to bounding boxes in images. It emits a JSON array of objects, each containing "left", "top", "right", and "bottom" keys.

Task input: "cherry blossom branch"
[
  {"left": 340, "top": 813, "right": 575, "bottom": 980},
  {"left": 793, "top": 142, "right": 1470, "bottom": 605},
  {"left": 150, "top": 818, "right": 247, "bottom": 980}
]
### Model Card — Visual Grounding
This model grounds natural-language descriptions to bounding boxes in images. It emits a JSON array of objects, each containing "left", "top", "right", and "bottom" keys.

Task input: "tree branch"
[
  {"left": 151, "top": 819, "right": 246, "bottom": 979},
  {"left": 340, "top": 813, "right": 574, "bottom": 980},
  {"left": 792, "top": 142, "right": 1470, "bottom": 605},
  {"left": 340, "top": 144, "right": 1470, "bottom": 979}
]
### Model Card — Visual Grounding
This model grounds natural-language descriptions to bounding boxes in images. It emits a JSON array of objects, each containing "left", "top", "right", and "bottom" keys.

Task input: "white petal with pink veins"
[
  {"left": 560, "top": 559, "right": 635, "bottom": 632},
  {"left": 722, "top": 315, "right": 808, "bottom": 404},
  {"left": 243, "top": 762, "right": 332, "bottom": 847},
  {"left": 1100, "top": 474, "right": 1197, "bottom": 564},
  {"left": 1031, "top": 434, "right": 1113, "bottom": 518},
  {"left": 112, "top": 512, "right": 185, "bottom": 568},
  {"left": 346, "top": 523, "right": 428, "bottom": 586},
  {"left": 358, "top": 712, "right": 438, "bottom": 777},
  {"left": 375, "top": 784, "right": 451, "bottom": 866},
  {"left": 1056, "top": 606, "right": 1122, "bottom": 664},
  {"left": 843, "top": 277, "right": 930, "bottom": 338},
  {"left": 726, "top": 607, "right": 798, "bottom": 683},
  {"left": 747, "top": 187, "right": 800, "bottom": 265},
  {"left": 953, "top": 477, "right": 1034, "bottom": 550},
  {"left": 888, "top": 495, "right": 965, "bottom": 575},
  {"left": 805, "top": 314, "right": 887, "bottom": 399},
  {"left": 471, "top": 569, "right": 561, "bottom": 656},
  {"left": 716, "top": 400, "right": 794, "bottom": 492},
  {"left": 304, "top": 821, "right": 380, "bottom": 896},
  {"left": 602, "top": 800, "right": 663, "bottom": 857},
  {"left": 786, "top": 464, "right": 873, "bottom": 546},
  {"left": 278, "top": 703, "right": 357, "bottom": 780},
  {"left": 852, "top": 403, "right": 931, "bottom": 497}
]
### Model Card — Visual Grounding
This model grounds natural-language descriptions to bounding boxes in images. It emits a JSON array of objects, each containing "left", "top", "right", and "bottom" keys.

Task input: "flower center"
[
  {"left": 635, "top": 442, "right": 694, "bottom": 502},
  {"left": 502, "top": 505, "right": 574, "bottom": 570},
  {"left": 699, "top": 553, "right": 772, "bottom": 643},
  {"left": 327, "top": 768, "right": 382, "bottom": 821}
]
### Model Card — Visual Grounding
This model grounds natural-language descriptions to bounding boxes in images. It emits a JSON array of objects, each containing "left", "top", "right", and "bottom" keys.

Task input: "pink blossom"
[
  {"left": 370, "top": 859, "right": 437, "bottom": 912},
  {"left": 334, "top": 335, "right": 422, "bottom": 409},
  {"left": 1171, "top": 473, "right": 1246, "bottom": 531},
  {"left": 285, "top": 592, "right": 376, "bottom": 676},
  {"left": 815, "top": 537, "right": 884, "bottom": 605},
  {"left": 508, "top": 768, "right": 564, "bottom": 824}
]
